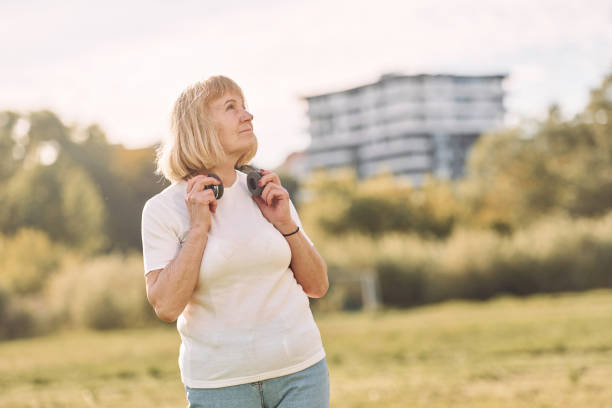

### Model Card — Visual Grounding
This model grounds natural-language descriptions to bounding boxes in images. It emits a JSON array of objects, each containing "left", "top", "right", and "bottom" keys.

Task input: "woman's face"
[{"left": 209, "top": 91, "right": 256, "bottom": 162}]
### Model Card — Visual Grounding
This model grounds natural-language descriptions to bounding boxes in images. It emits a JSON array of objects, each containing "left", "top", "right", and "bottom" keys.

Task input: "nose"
[{"left": 240, "top": 108, "right": 253, "bottom": 122}]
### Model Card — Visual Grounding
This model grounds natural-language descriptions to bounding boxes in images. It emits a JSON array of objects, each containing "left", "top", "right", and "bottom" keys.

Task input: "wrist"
[
  {"left": 188, "top": 224, "right": 209, "bottom": 237},
  {"left": 281, "top": 225, "right": 300, "bottom": 237},
  {"left": 275, "top": 221, "right": 298, "bottom": 235}
]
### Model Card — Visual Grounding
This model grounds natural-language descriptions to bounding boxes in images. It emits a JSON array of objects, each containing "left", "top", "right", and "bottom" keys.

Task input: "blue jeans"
[{"left": 185, "top": 358, "right": 330, "bottom": 408}]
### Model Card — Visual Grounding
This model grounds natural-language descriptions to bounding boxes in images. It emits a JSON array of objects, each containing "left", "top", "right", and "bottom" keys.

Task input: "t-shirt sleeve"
[
  {"left": 141, "top": 198, "right": 181, "bottom": 275},
  {"left": 288, "top": 199, "right": 315, "bottom": 247}
]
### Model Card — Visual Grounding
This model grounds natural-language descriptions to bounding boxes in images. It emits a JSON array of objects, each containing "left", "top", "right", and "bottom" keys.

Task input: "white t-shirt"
[{"left": 141, "top": 169, "right": 326, "bottom": 388}]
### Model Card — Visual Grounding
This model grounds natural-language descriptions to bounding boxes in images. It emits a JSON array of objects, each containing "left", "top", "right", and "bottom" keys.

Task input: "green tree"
[
  {"left": 461, "top": 70, "right": 612, "bottom": 230},
  {"left": 302, "top": 168, "right": 457, "bottom": 239},
  {"left": 0, "top": 229, "right": 63, "bottom": 294},
  {"left": 0, "top": 110, "right": 168, "bottom": 253},
  {"left": 0, "top": 159, "right": 108, "bottom": 254},
  {"left": 0, "top": 111, "right": 23, "bottom": 181}
]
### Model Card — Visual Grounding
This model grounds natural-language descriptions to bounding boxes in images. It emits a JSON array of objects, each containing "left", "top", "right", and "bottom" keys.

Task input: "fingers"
[
  {"left": 257, "top": 170, "right": 286, "bottom": 205},
  {"left": 186, "top": 174, "right": 220, "bottom": 195},
  {"left": 185, "top": 175, "right": 220, "bottom": 214},
  {"left": 185, "top": 185, "right": 218, "bottom": 213},
  {"left": 185, "top": 187, "right": 216, "bottom": 205},
  {"left": 251, "top": 194, "right": 265, "bottom": 208},
  {"left": 258, "top": 170, "right": 281, "bottom": 188},
  {"left": 257, "top": 170, "right": 284, "bottom": 204},
  {"left": 210, "top": 195, "right": 218, "bottom": 213},
  {"left": 261, "top": 182, "right": 289, "bottom": 206}
]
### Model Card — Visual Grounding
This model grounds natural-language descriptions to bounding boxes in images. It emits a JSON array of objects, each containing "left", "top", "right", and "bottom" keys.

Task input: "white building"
[{"left": 301, "top": 73, "right": 507, "bottom": 185}]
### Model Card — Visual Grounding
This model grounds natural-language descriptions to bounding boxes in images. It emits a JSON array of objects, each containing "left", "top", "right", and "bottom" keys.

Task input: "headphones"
[{"left": 204, "top": 164, "right": 264, "bottom": 200}]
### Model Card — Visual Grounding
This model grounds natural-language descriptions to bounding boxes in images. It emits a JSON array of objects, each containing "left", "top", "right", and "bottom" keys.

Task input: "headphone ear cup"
[
  {"left": 205, "top": 173, "right": 224, "bottom": 200},
  {"left": 247, "top": 171, "right": 264, "bottom": 197}
]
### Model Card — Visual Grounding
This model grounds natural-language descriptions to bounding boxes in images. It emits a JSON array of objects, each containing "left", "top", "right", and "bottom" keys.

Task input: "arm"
[
  {"left": 277, "top": 221, "right": 329, "bottom": 298},
  {"left": 252, "top": 170, "right": 329, "bottom": 298},
  {"left": 145, "top": 226, "right": 208, "bottom": 322},
  {"left": 144, "top": 175, "right": 220, "bottom": 322}
]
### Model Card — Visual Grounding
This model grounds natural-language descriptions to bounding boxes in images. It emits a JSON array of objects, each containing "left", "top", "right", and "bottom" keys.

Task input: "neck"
[{"left": 208, "top": 162, "right": 238, "bottom": 188}]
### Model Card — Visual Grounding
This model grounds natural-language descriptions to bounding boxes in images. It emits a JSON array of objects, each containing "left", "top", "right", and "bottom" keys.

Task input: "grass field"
[{"left": 1, "top": 289, "right": 612, "bottom": 407}]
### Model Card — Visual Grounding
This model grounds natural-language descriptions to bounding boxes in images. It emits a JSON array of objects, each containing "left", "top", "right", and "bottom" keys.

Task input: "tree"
[
  {"left": 0, "top": 159, "right": 108, "bottom": 254},
  {"left": 461, "top": 70, "right": 612, "bottom": 229},
  {"left": 0, "top": 110, "right": 168, "bottom": 253}
]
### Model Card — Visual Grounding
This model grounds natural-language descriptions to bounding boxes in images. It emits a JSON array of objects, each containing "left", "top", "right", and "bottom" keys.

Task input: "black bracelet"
[{"left": 282, "top": 226, "right": 300, "bottom": 237}]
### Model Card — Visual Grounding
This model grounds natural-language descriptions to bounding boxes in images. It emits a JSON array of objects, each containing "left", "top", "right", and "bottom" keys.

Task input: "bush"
[
  {"left": 0, "top": 289, "right": 38, "bottom": 340},
  {"left": 83, "top": 292, "right": 125, "bottom": 330},
  {"left": 301, "top": 168, "right": 458, "bottom": 240},
  {"left": 376, "top": 261, "right": 429, "bottom": 307},
  {"left": 319, "top": 211, "right": 612, "bottom": 310},
  {"left": 0, "top": 228, "right": 64, "bottom": 294},
  {"left": 45, "top": 253, "right": 157, "bottom": 330}
]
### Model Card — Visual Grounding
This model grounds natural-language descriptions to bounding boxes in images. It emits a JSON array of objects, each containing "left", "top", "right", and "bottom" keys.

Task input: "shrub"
[
  {"left": 0, "top": 288, "right": 38, "bottom": 340},
  {"left": 45, "top": 253, "right": 157, "bottom": 330},
  {"left": 319, "top": 211, "right": 612, "bottom": 310},
  {"left": 376, "top": 261, "right": 429, "bottom": 307},
  {"left": 0, "top": 228, "right": 64, "bottom": 294}
]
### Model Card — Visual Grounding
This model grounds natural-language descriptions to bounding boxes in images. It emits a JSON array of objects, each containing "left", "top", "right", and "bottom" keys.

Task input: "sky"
[{"left": 1, "top": 0, "right": 611, "bottom": 169}]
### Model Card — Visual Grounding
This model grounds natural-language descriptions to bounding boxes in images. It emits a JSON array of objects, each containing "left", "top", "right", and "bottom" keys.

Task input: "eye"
[{"left": 226, "top": 104, "right": 234, "bottom": 110}]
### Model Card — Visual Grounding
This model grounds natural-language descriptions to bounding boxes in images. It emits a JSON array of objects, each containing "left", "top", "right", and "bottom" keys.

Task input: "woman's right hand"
[{"left": 185, "top": 175, "right": 220, "bottom": 232}]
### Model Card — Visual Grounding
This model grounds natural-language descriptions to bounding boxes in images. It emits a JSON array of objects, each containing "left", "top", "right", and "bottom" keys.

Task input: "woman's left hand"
[{"left": 251, "top": 170, "right": 296, "bottom": 234}]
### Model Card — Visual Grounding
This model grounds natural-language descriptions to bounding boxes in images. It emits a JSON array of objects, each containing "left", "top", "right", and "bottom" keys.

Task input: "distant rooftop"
[{"left": 301, "top": 72, "right": 509, "bottom": 100}]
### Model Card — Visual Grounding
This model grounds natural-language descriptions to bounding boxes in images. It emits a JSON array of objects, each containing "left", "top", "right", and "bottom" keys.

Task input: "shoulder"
[{"left": 142, "top": 182, "right": 186, "bottom": 219}]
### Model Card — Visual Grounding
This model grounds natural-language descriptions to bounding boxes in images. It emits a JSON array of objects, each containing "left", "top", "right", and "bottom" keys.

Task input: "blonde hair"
[{"left": 156, "top": 75, "right": 257, "bottom": 183}]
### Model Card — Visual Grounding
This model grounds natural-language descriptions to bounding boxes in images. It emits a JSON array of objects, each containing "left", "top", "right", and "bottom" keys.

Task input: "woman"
[{"left": 141, "top": 75, "right": 330, "bottom": 407}]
